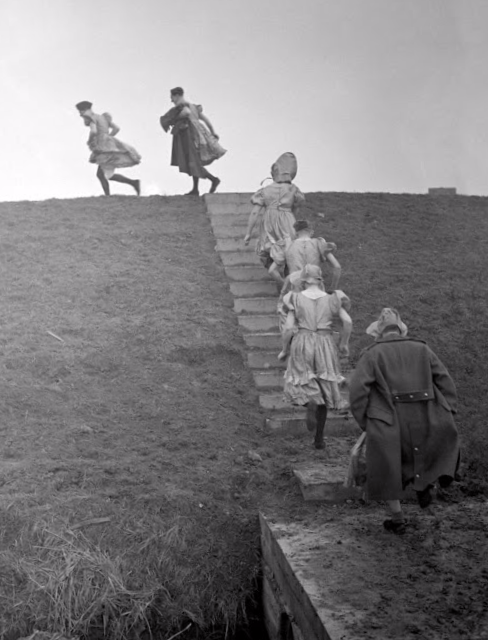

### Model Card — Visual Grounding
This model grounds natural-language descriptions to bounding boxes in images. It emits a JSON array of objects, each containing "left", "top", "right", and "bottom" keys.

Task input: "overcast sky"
[{"left": 0, "top": 0, "right": 487, "bottom": 200}]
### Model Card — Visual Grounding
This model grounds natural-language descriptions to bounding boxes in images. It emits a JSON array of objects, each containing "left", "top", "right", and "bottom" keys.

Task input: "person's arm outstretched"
[
  {"left": 338, "top": 306, "right": 352, "bottom": 357},
  {"left": 199, "top": 111, "right": 218, "bottom": 138},
  {"left": 244, "top": 205, "right": 262, "bottom": 245},
  {"left": 326, "top": 253, "right": 342, "bottom": 290}
]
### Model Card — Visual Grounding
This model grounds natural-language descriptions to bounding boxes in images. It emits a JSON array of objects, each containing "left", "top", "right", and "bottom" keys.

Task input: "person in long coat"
[
  {"left": 159, "top": 87, "right": 226, "bottom": 196},
  {"left": 349, "top": 308, "right": 460, "bottom": 534}
]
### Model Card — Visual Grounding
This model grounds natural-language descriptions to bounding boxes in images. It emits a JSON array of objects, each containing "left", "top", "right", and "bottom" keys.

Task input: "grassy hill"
[{"left": 0, "top": 192, "right": 486, "bottom": 638}]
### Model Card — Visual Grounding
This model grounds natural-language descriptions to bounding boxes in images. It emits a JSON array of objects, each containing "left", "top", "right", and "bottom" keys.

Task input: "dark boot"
[
  {"left": 383, "top": 519, "right": 407, "bottom": 535},
  {"left": 314, "top": 405, "right": 328, "bottom": 449},
  {"left": 416, "top": 485, "right": 433, "bottom": 509}
]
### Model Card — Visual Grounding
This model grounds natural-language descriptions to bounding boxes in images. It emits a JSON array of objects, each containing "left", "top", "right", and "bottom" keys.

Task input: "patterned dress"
[
  {"left": 282, "top": 290, "right": 349, "bottom": 408},
  {"left": 87, "top": 113, "right": 141, "bottom": 178},
  {"left": 250, "top": 182, "right": 305, "bottom": 268}
]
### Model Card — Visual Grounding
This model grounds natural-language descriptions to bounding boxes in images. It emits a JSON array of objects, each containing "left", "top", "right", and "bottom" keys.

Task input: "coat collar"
[{"left": 362, "top": 334, "right": 426, "bottom": 354}]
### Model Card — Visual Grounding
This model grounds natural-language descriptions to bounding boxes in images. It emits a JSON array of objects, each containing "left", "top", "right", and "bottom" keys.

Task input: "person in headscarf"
[
  {"left": 159, "top": 87, "right": 226, "bottom": 196},
  {"left": 75, "top": 101, "right": 141, "bottom": 196},
  {"left": 244, "top": 153, "right": 305, "bottom": 287},
  {"left": 285, "top": 219, "right": 341, "bottom": 290},
  {"left": 349, "top": 308, "right": 460, "bottom": 534},
  {"left": 278, "top": 264, "right": 352, "bottom": 449}
]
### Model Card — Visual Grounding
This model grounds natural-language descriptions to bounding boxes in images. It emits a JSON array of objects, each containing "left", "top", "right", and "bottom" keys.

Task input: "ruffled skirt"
[
  {"left": 256, "top": 208, "right": 296, "bottom": 267},
  {"left": 283, "top": 330, "right": 347, "bottom": 409},
  {"left": 89, "top": 134, "right": 141, "bottom": 177}
]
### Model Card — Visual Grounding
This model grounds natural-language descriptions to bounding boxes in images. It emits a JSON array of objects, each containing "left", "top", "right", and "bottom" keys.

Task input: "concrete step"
[
  {"left": 259, "top": 392, "right": 350, "bottom": 412},
  {"left": 206, "top": 203, "right": 251, "bottom": 215},
  {"left": 243, "top": 332, "right": 281, "bottom": 350},
  {"left": 230, "top": 281, "right": 278, "bottom": 298},
  {"left": 215, "top": 238, "right": 254, "bottom": 252},
  {"left": 204, "top": 192, "right": 253, "bottom": 207},
  {"left": 265, "top": 412, "right": 360, "bottom": 437},
  {"left": 259, "top": 393, "right": 294, "bottom": 411},
  {"left": 292, "top": 461, "right": 417, "bottom": 502},
  {"left": 293, "top": 462, "right": 363, "bottom": 502},
  {"left": 212, "top": 224, "right": 248, "bottom": 239},
  {"left": 211, "top": 213, "right": 249, "bottom": 227},
  {"left": 247, "top": 351, "right": 285, "bottom": 369},
  {"left": 225, "top": 266, "right": 272, "bottom": 282},
  {"left": 220, "top": 252, "right": 262, "bottom": 267},
  {"left": 253, "top": 370, "right": 284, "bottom": 390},
  {"left": 234, "top": 297, "right": 277, "bottom": 314},
  {"left": 238, "top": 315, "right": 279, "bottom": 333}
]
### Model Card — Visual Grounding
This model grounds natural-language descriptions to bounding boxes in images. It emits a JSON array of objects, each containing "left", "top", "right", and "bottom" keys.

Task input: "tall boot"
[{"left": 314, "top": 405, "right": 328, "bottom": 450}]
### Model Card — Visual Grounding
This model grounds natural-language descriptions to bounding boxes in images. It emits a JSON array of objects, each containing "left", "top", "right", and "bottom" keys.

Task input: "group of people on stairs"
[
  {"left": 244, "top": 152, "right": 461, "bottom": 534},
  {"left": 75, "top": 87, "right": 226, "bottom": 197}
]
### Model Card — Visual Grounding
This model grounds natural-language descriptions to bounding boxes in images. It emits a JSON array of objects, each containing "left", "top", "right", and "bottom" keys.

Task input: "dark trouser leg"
[
  {"left": 199, "top": 168, "right": 220, "bottom": 193},
  {"left": 97, "top": 166, "right": 110, "bottom": 195},
  {"left": 187, "top": 177, "right": 200, "bottom": 195},
  {"left": 314, "top": 405, "right": 328, "bottom": 449},
  {"left": 109, "top": 173, "right": 140, "bottom": 194},
  {"left": 416, "top": 485, "right": 433, "bottom": 509}
]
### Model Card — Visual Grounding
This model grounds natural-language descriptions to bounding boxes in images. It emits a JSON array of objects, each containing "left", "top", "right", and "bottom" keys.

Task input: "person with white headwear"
[
  {"left": 278, "top": 264, "right": 352, "bottom": 449},
  {"left": 349, "top": 308, "right": 460, "bottom": 534},
  {"left": 244, "top": 152, "right": 305, "bottom": 287}
]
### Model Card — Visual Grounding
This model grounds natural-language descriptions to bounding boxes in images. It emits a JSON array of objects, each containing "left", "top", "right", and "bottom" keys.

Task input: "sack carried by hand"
[{"left": 344, "top": 431, "right": 367, "bottom": 488}]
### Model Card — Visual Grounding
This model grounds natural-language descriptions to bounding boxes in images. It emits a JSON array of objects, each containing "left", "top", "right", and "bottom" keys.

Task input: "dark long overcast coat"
[{"left": 349, "top": 335, "right": 460, "bottom": 501}]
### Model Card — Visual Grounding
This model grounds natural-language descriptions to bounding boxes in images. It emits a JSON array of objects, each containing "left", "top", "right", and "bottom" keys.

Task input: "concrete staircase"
[{"left": 204, "top": 193, "right": 359, "bottom": 449}]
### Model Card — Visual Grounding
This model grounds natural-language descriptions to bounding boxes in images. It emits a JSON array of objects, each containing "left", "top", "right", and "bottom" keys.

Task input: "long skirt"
[
  {"left": 256, "top": 208, "right": 296, "bottom": 268},
  {"left": 89, "top": 136, "right": 141, "bottom": 178},
  {"left": 283, "top": 330, "right": 346, "bottom": 409},
  {"left": 171, "top": 125, "right": 226, "bottom": 177}
]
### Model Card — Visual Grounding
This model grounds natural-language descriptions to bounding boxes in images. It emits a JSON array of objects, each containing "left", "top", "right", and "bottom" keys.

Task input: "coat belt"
[{"left": 392, "top": 390, "right": 433, "bottom": 402}]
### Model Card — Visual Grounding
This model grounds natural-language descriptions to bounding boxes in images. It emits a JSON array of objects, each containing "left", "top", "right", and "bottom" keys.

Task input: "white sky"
[{"left": 0, "top": 0, "right": 487, "bottom": 200}]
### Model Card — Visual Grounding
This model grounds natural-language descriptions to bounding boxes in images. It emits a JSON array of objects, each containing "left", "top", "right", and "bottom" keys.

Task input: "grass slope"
[
  {"left": 0, "top": 196, "right": 267, "bottom": 639},
  {"left": 0, "top": 192, "right": 486, "bottom": 638}
]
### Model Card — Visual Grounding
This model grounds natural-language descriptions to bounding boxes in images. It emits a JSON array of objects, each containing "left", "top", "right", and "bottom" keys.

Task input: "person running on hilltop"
[
  {"left": 244, "top": 152, "right": 304, "bottom": 288},
  {"left": 160, "top": 87, "right": 226, "bottom": 196},
  {"left": 75, "top": 101, "right": 141, "bottom": 196},
  {"left": 349, "top": 308, "right": 461, "bottom": 535},
  {"left": 285, "top": 219, "right": 341, "bottom": 290},
  {"left": 278, "top": 264, "right": 352, "bottom": 450}
]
